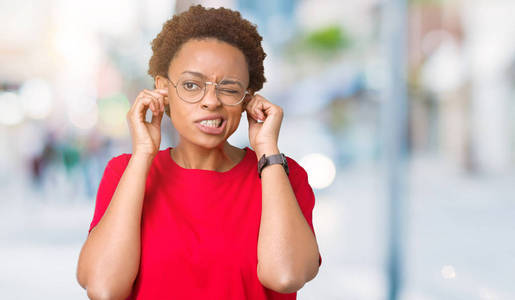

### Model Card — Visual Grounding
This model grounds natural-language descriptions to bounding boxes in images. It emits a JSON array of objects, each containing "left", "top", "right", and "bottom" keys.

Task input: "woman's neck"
[{"left": 170, "top": 141, "right": 245, "bottom": 172}]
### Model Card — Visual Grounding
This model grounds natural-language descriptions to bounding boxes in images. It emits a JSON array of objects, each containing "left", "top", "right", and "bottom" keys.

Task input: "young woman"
[{"left": 77, "top": 5, "right": 321, "bottom": 299}]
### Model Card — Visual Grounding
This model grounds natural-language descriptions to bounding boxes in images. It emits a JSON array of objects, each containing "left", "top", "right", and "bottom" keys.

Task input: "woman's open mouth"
[{"left": 195, "top": 118, "right": 226, "bottom": 135}]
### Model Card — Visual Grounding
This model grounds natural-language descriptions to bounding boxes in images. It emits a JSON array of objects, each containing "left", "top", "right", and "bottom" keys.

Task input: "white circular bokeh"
[
  {"left": 19, "top": 79, "right": 54, "bottom": 120},
  {"left": 299, "top": 153, "right": 337, "bottom": 189}
]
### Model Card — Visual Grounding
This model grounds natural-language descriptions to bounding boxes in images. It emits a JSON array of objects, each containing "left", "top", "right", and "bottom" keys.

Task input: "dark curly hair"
[{"left": 148, "top": 5, "right": 267, "bottom": 92}]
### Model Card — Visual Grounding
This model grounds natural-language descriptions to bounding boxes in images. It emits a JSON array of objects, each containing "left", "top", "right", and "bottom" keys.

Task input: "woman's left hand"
[{"left": 245, "top": 94, "right": 283, "bottom": 153}]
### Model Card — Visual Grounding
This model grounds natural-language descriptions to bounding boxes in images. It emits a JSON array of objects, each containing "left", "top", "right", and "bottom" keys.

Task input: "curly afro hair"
[{"left": 148, "top": 5, "right": 267, "bottom": 92}]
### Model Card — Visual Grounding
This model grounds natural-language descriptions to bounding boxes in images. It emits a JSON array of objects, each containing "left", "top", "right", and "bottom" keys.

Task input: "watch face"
[{"left": 258, "top": 154, "right": 267, "bottom": 170}]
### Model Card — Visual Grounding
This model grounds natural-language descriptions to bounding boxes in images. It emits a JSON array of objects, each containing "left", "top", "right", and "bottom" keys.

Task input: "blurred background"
[{"left": 1, "top": 0, "right": 514, "bottom": 299}]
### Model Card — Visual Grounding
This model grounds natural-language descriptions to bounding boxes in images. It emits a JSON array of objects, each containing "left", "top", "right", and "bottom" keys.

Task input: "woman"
[{"left": 77, "top": 5, "right": 321, "bottom": 300}]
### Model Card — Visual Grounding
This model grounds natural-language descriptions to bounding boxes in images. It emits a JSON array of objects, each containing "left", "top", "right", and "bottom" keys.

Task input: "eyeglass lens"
[{"left": 175, "top": 74, "right": 246, "bottom": 105}]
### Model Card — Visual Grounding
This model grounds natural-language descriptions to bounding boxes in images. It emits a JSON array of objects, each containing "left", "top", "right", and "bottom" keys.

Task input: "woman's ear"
[
  {"left": 242, "top": 90, "right": 253, "bottom": 112},
  {"left": 155, "top": 75, "right": 168, "bottom": 90},
  {"left": 155, "top": 75, "right": 171, "bottom": 118}
]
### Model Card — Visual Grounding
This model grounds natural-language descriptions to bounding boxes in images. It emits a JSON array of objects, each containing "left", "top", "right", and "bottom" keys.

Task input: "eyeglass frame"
[{"left": 164, "top": 75, "right": 249, "bottom": 106}]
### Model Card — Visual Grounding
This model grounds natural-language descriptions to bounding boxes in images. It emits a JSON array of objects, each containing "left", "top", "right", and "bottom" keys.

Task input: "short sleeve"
[
  {"left": 88, "top": 154, "right": 131, "bottom": 234},
  {"left": 286, "top": 157, "right": 322, "bottom": 267}
]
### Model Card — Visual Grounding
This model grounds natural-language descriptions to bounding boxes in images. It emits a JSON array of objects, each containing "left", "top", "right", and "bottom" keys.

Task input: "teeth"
[{"left": 200, "top": 118, "right": 222, "bottom": 127}]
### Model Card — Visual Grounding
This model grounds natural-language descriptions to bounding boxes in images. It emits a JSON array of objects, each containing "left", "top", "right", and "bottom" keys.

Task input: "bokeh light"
[
  {"left": 19, "top": 79, "right": 54, "bottom": 120},
  {"left": 67, "top": 98, "right": 99, "bottom": 130},
  {"left": 441, "top": 265, "right": 456, "bottom": 280},
  {"left": 299, "top": 153, "right": 337, "bottom": 189}
]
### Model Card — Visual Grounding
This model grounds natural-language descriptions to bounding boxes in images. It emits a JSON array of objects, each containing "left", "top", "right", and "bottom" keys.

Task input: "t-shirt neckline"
[{"left": 165, "top": 146, "right": 252, "bottom": 176}]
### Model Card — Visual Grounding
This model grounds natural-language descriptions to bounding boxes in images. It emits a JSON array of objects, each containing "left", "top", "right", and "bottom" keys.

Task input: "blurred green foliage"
[
  {"left": 98, "top": 93, "right": 131, "bottom": 137},
  {"left": 284, "top": 24, "right": 352, "bottom": 63},
  {"left": 305, "top": 25, "right": 351, "bottom": 52}
]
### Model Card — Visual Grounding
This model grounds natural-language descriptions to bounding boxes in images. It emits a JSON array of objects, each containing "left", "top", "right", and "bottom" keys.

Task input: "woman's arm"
[
  {"left": 76, "top": 154, "right": 153, "bottom": 300},
  {"left": 256, "top": 146, "right": 320, "bottom": 294}
]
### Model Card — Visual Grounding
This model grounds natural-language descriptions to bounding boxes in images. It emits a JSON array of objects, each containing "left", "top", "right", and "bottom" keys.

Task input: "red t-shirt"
[{"left": 89, "top": 146, "right": 321, "bottom": 299}]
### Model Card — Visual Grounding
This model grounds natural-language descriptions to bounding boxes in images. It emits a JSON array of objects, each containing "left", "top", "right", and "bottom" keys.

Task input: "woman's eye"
[
  {"left": 183, "top": 82, "right": 200, "bottom": 90},
  {"left": 219, "top": 89, "right": 239, "bottom": 95}
]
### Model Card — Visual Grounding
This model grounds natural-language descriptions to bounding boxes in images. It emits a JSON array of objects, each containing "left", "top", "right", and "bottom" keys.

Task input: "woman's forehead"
[{"left": 169, "top": 39, "right": 249, "bottom": 83}]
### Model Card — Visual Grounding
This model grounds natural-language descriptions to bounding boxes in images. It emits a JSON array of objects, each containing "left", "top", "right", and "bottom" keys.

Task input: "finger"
[
  {"left": 129, "top": 91, "right": 149, "bottom": 114},
  {"left": 151, "top": 98, "right": 160, "bottom": 116},
  {"left": 143, "top": 90, "right": 164, "bottom": 113},
  {"left": 151, "top": 106, "right": 164, "bottom": 126},
  {"left": 246, "top": 110, "right": 258, "bottom": 125},
  {"left": 254, "top": 107, "right": 265, "bottom": 121},
  {"left": 252, "top": 97, "right": 268, "bottom": 118},
  {"left": 153, "top": 88, "right": 169, "bottom": 96},
  {"left": 147, "top": 90, "right": 167, "bottom": 112},
  {"left": 147, "top": 100, "right": 157, "bottom": 118},
  {"left": 245, "top": 99, "right": 261, "bottom": 121},
  {"left": 138, "top": 95, "right": 157, "bottom": 116},
  {"left": 144, "top": 89, "right": 165, "bottom": 100},
  {"left": 151, "top": 96, "right": 163, "bottom": 115},
  {"left": 150, "top": 90, "right": 167, "bottom": 112},
  {"left": 131, "top": 96, "right": 153, "bottom": 121}
]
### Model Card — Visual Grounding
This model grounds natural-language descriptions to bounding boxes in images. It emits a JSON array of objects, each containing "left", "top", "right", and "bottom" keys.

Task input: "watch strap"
[{"left": 258, "top": 153, "right": 289, "bottom": 178}]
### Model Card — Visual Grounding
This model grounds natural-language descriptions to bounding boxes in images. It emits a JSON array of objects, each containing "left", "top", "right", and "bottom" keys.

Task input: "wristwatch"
[{"left": 258, "top": 153, "right": 289, "bottom": 178}]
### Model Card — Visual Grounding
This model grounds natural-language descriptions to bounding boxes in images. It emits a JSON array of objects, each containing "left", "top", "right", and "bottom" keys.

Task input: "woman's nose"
[{"left": 200, "top": 83, "right": 222, "bottom": 108}]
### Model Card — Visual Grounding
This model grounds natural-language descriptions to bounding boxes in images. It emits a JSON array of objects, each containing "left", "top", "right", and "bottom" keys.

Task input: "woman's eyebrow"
[
  {"left": 181, "top": 71, "right": 244, "bottom": 85},
  {"left": 181, "top": 70, "right": 206, "bottom": 78},
  {"left": 219, "top": 79, "right": 243, "bottom": 86}
]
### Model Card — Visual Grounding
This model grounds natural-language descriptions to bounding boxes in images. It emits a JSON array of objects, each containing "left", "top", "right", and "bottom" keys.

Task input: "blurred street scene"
[{"left": 1, "top": 0, "right": 514, "bottom": 299}]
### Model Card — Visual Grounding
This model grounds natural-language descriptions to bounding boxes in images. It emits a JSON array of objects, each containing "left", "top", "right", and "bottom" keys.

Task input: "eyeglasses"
[{"left": 165, "top": 73, "right": 249, "bottom": 106}]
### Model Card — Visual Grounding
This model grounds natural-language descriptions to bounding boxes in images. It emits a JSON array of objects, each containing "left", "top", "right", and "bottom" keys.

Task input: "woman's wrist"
[{"left": 255, "top": 144, "right": 280, "bottom": 160}]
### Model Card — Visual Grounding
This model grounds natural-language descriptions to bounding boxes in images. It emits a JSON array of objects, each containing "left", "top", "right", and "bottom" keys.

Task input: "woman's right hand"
[{"left": 126, "top": 88, "right": 169, "bottom": 158}]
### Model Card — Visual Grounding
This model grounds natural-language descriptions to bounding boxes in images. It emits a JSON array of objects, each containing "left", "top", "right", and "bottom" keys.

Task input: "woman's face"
[{"left": 156, "top": 38, "right": 250, "bottom": 149}]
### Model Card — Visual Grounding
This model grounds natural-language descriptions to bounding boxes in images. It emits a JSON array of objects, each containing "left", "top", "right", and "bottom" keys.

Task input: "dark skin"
[{"left": 76, "top": 38, "right": 319, "bottom": 298}]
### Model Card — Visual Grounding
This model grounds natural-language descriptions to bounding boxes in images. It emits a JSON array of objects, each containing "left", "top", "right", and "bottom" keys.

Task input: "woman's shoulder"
[
  {"left": 105, "top": 152, "right": 132, "bottom": 173},
  {"left": 284, "top": 154, "right": 300, "bottom": 167},
  {"left": 284, "top": 154, "right": 308, "bottom": 180}
]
